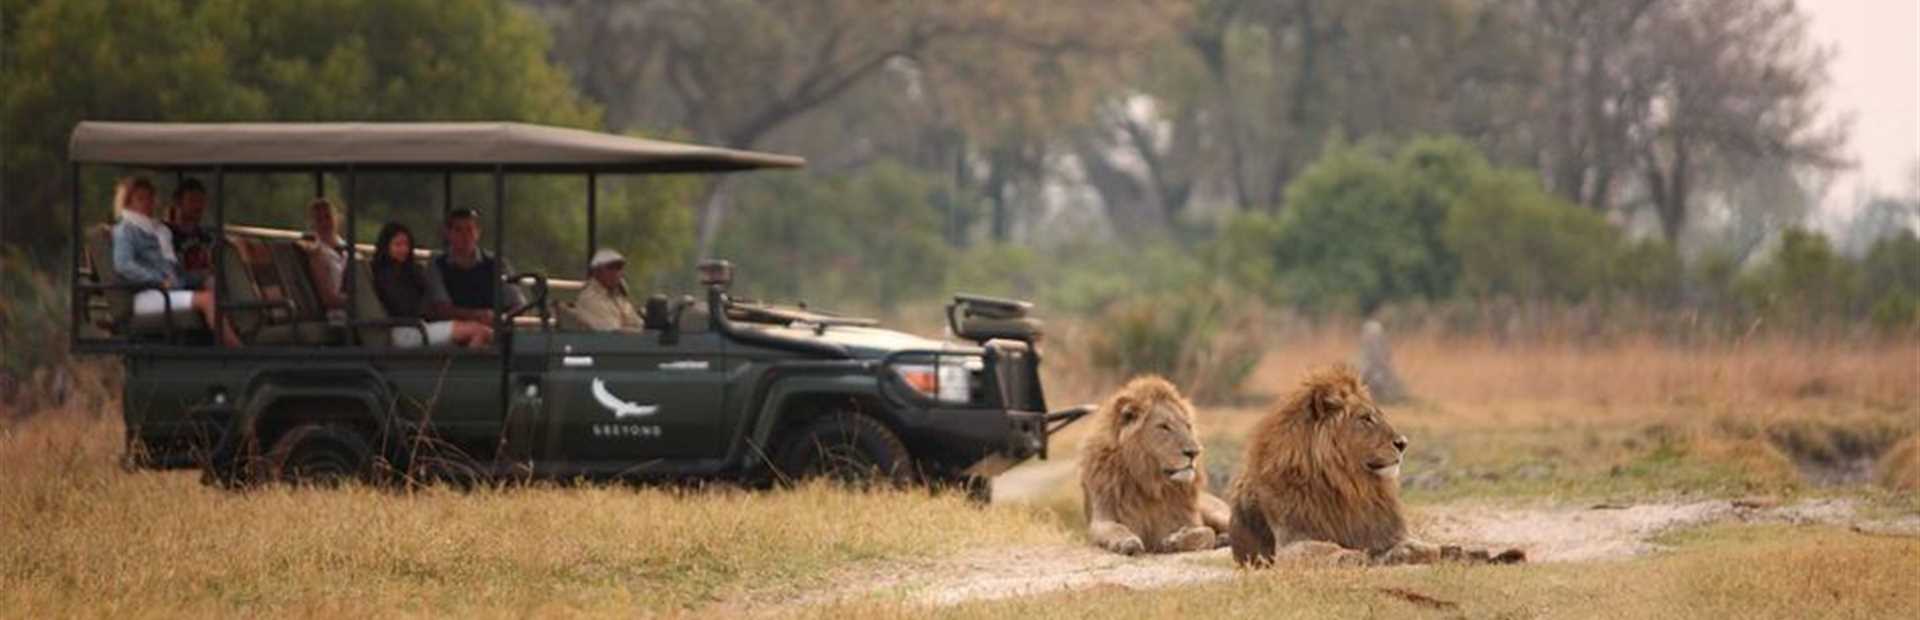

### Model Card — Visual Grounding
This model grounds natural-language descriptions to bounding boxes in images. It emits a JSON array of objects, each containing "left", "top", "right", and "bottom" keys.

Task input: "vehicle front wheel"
[
  {"left": 265, "top": 424, "right": 375, "bottom": 486},
  {"left": 772, "top": 412, "right": 913, "bottom": 489}
]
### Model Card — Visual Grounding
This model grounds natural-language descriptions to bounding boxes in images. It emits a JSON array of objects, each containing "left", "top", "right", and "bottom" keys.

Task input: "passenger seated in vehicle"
[
  {"left": 424, "top": 207, "right": 525, "bottom": 323},
  {"left": 573, "top": 248, "right": 643, "bottom": 332},
  {"left": 298, "top": 197, "right": 349, "bottom": 312},
  {"left": 166, "top": 178, "right": 213, "bottom": 283},
  {"left": 110, "top": 176, "right": 241, "bottom": 347},
  {"left": 370, "top": 222, "right": 493, "bottom": 348}
]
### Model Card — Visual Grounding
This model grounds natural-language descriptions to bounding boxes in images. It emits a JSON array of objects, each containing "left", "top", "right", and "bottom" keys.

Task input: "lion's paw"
[
  {"left": 1379, "top": 540, "right": 1444, "bottom": 565},
  {"left": 1330, "top": 547, "right": 1370, "bottom": 567},
  {"left": 1101, "top": 535, "right": 1146, "bottom": 556},
  {"left": 1165, "top": 526, "right": 1217, "bottom": 552}
]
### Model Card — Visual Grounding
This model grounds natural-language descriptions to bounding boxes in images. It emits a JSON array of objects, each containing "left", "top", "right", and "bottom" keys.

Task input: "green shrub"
[
  {"left": 717, "top": 161, "right": 952, "bottom": 308},
  {"left": 1084, "top": 285, "right": 1264, "bottom": 402},
  {"left": 1737, "top": 228, "right": 1863, "bottom": 327},
  {"left": 0, "top": 249, "right": 66, "bottom": 377},
  {"left": 1443, "top": 168, "right": 1618, "bottom": 303}
]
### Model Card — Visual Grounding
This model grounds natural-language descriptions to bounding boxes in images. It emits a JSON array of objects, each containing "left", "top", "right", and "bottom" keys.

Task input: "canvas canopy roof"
[{"left": 68, "top": 121, "right": 805, "bottom": 172}]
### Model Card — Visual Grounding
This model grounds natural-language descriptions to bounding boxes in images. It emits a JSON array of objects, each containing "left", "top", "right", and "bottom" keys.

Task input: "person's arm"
[
  {"left": 619, "top": 288, "right": 644, "bottom": 331},
  {"left": 111, "top": 225, "right": 173, "bottom": 286},
  {"left": 422, "top": 259, "right": 464, "bottom": 321}
]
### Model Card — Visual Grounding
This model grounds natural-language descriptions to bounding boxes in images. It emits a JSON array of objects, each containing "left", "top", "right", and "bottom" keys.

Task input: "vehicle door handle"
[{"left": 562, "top": 355, "right": 594, "bottom": 368}]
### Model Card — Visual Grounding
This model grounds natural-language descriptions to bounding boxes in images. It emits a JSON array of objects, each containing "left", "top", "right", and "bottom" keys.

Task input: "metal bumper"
[{"left": 1007, "top": 403, "right": 1095, "bottom": 460}]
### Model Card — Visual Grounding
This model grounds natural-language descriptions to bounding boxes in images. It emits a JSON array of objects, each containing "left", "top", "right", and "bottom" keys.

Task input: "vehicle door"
[{"left": 539, "top": 323, "right": 729, "bottom": 467}]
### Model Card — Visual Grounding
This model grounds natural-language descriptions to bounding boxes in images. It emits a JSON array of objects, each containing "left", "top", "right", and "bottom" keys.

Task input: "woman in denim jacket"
[{"left": 113, "top": 176, "right": 240, "bottom": 346}]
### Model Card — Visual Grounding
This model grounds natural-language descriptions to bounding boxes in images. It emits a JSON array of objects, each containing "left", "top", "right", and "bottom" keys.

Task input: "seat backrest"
[
  {"left": 349, "top": 259, "right": 396, "bottom": 346},
  {"left": 231, "top": 237, "right": 294, "bottom": 324},
  {"left": 643, "top": 295, "right": 671, "bottom": 331},
  {"left": 268, "top": 242, "right": 327, "bottom": 323},
  {"left": 82, "top": 223, "right": 134, "bottom": 327},
  {"left": 553, "top": 301, "right": 585, "bottom": 331}
]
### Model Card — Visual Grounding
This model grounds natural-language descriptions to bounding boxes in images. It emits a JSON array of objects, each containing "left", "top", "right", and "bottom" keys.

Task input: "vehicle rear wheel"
[
  {"left": 773, "top": 412, "right": 912, "bottom": 489},
  {"left": 927, "top": 474, "right": 994, "bottom": 504},
  {"left": 265, "top": 424, "right": 374, "bottom": 486}
]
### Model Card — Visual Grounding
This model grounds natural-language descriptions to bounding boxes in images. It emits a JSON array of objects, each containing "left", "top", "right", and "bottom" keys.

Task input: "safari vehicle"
[{"left": 67, "top": 121, "right": 1089, "bottom": 498}]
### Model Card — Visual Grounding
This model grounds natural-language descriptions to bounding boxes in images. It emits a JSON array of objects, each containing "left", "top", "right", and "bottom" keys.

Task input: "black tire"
[
  {"left": 773, "top": 412, "right": 913, "bottom": 489},
  {"left": 928, "top": 474, "right": 993, "bottom": 505},
  {"left": 265, "top": 424, "right": 374, "bottom": 486},
  {"left": 962, "top": 475, "right": 992, "bottom": 504}
]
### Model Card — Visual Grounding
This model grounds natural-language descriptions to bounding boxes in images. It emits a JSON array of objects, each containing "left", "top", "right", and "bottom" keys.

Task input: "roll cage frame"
[{"left": 65, "top": 122, "right": 806, "bottom": 390}]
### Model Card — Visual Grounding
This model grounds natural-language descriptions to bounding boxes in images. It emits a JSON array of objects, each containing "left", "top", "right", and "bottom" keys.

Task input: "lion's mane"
[
  {"left": 1228, "top": 365, "right": 1405, "bottom": 562},
  {"left": 1079, "top": 376, "right": 1213, "bottom": 552}
]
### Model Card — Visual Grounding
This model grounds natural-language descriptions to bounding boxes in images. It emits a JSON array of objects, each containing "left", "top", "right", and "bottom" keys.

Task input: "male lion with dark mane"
[
  {"left": 1079, "top": 376, "right": 1232, "bottom": 555},
  {"left": 1228, "top": 365, "right": 1524, "bottom": 567}
]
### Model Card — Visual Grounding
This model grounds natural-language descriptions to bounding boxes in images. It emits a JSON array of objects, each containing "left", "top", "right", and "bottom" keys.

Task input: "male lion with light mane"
[
  {"left": 1079, "top": 376, "right": 1233, "bottom": 555},
  {"left": 1228, "top": 365, "right": 1524, "bottom": 567}
]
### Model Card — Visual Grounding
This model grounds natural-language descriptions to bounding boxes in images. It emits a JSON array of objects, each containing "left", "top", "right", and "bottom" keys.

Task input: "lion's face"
[
  {"left": 1114, "top": 389, "right": 1204, "bottom": 484},
  {"left": 1335, "top": 402, "right": 1408, "bottom": 479},
  {"left": 1281, "top": 367, "right": 1410, "bottom": 480}
]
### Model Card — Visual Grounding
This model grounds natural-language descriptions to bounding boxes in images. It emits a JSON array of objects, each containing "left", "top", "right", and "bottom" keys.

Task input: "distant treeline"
[{"left": 4, "top": 0, "right": 1914, "bottom": 336}]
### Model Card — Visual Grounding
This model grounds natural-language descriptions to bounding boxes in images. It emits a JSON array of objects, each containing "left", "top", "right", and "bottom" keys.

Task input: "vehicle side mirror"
[{"left": 643, "top": 295, "right": 671, "bottom": 331}]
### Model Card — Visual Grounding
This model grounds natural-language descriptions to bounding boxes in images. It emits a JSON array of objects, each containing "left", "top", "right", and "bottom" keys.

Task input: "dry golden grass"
[
  {"left": 4, "top": 329, "right": 1915, "bottom": 616},
  {"left": 803, "top": 523, "right": 1920, "bottom": 619},
  {"left": 1243, "top": 326, "right": 1916, "bottom": 411},
  {"left": 0, "top": 411, "right": 1069, "bottom": 617},
  {"left": 1883, "top": 435, "right": 1920, "bottom": 491}
]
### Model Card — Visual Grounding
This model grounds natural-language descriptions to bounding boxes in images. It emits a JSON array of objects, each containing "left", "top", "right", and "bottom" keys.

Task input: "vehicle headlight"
[{"left": 893, "top": 357, "right": 981, "bottom": 403}]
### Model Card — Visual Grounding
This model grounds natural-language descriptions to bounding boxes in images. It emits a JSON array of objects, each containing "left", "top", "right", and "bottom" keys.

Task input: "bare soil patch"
[{"left": 743, "top": 495, "right": 1916, "bottom": 610}]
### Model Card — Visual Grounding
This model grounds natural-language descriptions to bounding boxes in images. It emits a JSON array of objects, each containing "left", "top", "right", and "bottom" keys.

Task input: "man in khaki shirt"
[{"left": 574, "top": 248, "right": 644, "bottom": 332}]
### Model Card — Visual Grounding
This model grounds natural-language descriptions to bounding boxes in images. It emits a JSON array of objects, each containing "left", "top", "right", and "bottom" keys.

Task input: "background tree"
[
  {"left": 0, "top": 0, "right": 693, "bottom": 276},
  {"left": 534, "top": 0, "right": 1170, "bottom": 253}
]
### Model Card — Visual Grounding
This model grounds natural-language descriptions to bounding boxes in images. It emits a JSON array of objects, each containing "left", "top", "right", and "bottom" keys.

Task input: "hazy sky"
[{"left": 1801, "top": 0, "right": 1918, "bottom": 208}]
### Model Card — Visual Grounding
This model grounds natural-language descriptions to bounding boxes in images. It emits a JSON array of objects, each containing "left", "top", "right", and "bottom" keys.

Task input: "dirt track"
[{"left": 736, "top": 460, "right": 1920, "bottom": 609}]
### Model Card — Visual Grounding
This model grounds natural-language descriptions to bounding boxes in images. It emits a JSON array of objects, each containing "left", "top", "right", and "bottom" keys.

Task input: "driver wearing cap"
[{"left": 574, "top": 248, "right": 644, "bottom": 332}]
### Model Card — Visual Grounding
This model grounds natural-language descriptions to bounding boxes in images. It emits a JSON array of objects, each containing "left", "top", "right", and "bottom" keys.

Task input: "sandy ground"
[{"left": 730, "top": 460, "right": 1920, "bottom": 610}]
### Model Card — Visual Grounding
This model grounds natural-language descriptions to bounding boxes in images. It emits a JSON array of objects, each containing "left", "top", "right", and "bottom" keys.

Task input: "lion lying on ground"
[
  {"left": 1228, "top": 365, "right": 1525, "bottom": 567},
  {"left": 1079, "top": 376, "right": 1233, "bottom": 555}
]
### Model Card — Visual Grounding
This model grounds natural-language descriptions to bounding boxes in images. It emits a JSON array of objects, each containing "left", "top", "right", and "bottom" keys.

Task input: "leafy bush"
[
  {"left": 1736, "top": 228, "right": 1863, "bottom": 327},
  {"left": 1222, "top": 135, "right": 1672, "bottom": 313},
  {"left": 1860, "top": 231, "right": 1920, "bottom": 331},
  {"left": 1084, "top": 285, "right": 1264, "bottom": 402},
  {"left": 1225, "top": 145, "right": 1442, "bottom": 313},
  {"left": 0, "top": 249, "right": 68, "bottom": 408},
  {"left": 1443, "top": 168, "right": 1619, "bottom": 303},
  {"left": 717, "top": 161, "right": 952, "bottom": 308}
]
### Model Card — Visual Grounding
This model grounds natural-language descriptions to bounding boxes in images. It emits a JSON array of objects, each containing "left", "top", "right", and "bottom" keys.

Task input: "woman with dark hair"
[{"left": 371, "top": 222, "right": 492, "bottom": 348}]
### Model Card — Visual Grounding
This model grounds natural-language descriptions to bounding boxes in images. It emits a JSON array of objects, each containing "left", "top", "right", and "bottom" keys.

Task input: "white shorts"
[
  {"left": 130, "top": 290, "right": 203, "bottom": 329},
  {"left": 390, "top": 320, "right": 456, "bottom": 348}
]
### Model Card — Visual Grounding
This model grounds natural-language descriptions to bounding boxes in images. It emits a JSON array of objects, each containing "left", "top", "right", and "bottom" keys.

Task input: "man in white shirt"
[{"left": 573, "top": 248, "right": 643, "bottom": 332}]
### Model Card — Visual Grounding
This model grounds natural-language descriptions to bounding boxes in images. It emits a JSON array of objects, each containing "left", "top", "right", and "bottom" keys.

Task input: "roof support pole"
[
  {"left": 492, "top": 165, "right": 506, "bottom": 321},
  {"left": 343, "top": 166, "right": 358, "bottom": 341},
  {"left": 586, "top": 172, "right": 597, "bottom": 269},
  {"left": 443, "top": 171, "right": 453, "bottom": 218},
  {"left": 493, "top": 164, "right": 510, "bottom": 425},
  {"left": 69, "top": 162, "right": 82, "bottom": 350},
  {"left": 313, "top": 171, "right": 325, "bottom": 198},
  {"left": 212, "top": 165, "right": 226, "bottom": 347}
]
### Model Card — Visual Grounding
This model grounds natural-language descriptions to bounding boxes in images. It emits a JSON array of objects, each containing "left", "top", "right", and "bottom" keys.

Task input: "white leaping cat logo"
[{"left": 591, "top": 378, "right": 658, "bottom": 419}]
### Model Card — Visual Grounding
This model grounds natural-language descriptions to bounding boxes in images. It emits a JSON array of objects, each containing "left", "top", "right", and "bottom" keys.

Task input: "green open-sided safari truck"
[{"left": 67, "top": 121, "right": 1089, "bottom": 498}]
